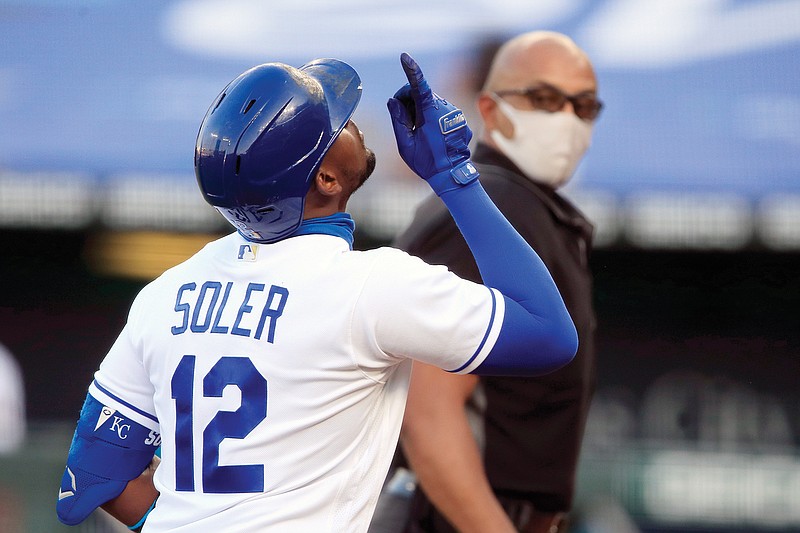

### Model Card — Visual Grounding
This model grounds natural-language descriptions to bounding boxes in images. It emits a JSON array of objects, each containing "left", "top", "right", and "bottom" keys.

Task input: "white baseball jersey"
[
  {"left": 89, "top": 232, "right": 505, "bottom": 532},
  {"left": 0, "top": 343, "right": 25, "bottom": 455}
]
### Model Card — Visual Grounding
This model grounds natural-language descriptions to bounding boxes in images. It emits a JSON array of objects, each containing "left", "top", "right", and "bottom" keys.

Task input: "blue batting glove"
[{"left": 387, "top": 52, "right": 479, "bottom": 195}]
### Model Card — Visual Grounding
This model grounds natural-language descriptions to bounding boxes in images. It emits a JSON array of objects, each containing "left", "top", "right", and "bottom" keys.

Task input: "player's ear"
[{"left": 313, "top": 168, "right": 343, "bottom": 197}]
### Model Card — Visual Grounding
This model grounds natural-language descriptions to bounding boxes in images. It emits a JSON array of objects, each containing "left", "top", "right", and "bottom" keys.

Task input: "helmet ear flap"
[{"left": 194, "top": 60, "right": 361, "bottom": 243}]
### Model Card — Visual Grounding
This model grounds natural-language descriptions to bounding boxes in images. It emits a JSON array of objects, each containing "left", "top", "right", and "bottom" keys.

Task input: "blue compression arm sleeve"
[
  {"left": 387, "top": 52, "right": 576, "bottom": 375},
  {"left": 57, "top": 393, "right": 160, "bottom": 526},
  {"left": 440, "top": 180, "right": 578, "bottom": 375}
]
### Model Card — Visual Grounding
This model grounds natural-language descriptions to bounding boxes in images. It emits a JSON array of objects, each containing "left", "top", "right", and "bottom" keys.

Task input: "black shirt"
[{"left": 394, "top": 143, "right": 597, "bottom": 517}]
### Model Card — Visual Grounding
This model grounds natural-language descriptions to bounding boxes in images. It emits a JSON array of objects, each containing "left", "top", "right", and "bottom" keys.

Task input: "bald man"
[{"left": 386, "top": 32, "right": 602, "bottom": 533}]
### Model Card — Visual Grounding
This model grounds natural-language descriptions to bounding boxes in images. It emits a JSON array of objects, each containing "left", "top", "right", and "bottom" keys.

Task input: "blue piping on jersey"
[
  {"left": 92, "top": 379, "right": 159, "bottom": 423},
  {"left": 290, "top": 213, "right": 355, "bottom": 249},
  {"left": 449, "top": 287, "right": 497, "bottom": 373}
]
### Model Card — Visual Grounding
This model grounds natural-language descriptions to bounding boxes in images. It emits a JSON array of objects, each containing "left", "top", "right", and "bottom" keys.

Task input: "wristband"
[{"left": 426, "top": 160, "right": 480, "bottom": 196}]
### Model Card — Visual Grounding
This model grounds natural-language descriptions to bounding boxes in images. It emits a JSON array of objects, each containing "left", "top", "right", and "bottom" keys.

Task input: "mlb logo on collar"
[{"left": 237, "top": 243, "right": 258, "bottom": 261}]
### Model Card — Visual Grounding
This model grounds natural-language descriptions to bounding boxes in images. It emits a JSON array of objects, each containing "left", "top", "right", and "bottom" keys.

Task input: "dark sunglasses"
[{"left": 494, "top": 84, "right": 603, "bottom": 121}]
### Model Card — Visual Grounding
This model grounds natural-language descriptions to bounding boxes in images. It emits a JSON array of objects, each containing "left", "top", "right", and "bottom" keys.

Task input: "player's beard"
[{"left": 353, "top": 148, "right": 376, "bottom": 192}]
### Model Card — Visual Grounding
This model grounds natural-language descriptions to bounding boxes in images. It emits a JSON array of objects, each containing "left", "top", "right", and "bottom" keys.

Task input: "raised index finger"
[{"left": 400, "top": 52, "right": 432, "bottom": 125}]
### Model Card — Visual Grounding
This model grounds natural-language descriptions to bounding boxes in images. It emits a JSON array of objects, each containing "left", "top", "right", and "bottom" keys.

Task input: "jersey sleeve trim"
[
  {"left": 90, "top": 380, "right": 159, "bottom": 430},
  {"left": 447, "top": 287, "right": 505, "bottom": 374}
]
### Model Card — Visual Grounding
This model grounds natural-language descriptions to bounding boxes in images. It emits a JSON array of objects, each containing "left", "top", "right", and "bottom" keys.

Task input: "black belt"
[{"left": 496, "top": 495, "right": 568, "bottom": 533}]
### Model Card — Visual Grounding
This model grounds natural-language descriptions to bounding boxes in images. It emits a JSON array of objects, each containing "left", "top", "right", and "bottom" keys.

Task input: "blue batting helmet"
[{"left": 194, "top": 58, "right": 362, "bottom": 243}]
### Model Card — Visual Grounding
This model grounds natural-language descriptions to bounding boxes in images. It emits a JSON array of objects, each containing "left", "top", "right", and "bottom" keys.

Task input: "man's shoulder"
[
  {"left": 393, "top": 159, "right": 548, "bottom": 252},
  {"left": 474, "top": 162, "right": 551, "bottom": 215},
  {"left": 473, "top": 152, "right": 593, "bottom": 231},
  {"left": 472, "top": 159, "right": 518, "bottom": 180},
  {"left": 353, "top": 245, "right": 428, "bottom": 269}
]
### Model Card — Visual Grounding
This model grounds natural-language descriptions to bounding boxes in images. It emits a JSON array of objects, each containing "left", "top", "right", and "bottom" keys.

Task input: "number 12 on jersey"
[{"left": 171, "top": 355, "right": 267, "bottom": 493}]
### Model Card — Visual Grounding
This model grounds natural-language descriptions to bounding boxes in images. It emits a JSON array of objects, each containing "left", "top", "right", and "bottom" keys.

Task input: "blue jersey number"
[{"left": 171, "top": 355, "right": 267, "bottom": 493}]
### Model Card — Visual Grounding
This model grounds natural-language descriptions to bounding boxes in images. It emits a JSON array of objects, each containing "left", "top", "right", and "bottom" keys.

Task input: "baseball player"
[{"left": 56, "top": 53, "right": 577, "bottom": 532}]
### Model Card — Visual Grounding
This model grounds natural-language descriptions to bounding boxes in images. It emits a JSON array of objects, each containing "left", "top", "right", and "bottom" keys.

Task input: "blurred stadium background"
[{"left": 1, "top": 1, "right": 799, "bottom": 531}]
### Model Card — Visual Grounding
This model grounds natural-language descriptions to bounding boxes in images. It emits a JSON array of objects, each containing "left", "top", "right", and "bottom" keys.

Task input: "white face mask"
[{"left": 489, "top": 96, "right": 593, "bottom": 188}]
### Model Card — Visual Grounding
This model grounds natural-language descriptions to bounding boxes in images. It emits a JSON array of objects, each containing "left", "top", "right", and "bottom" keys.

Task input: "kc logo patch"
[{"left": 110, "top": 416, "right": 131, "bottom": 440}]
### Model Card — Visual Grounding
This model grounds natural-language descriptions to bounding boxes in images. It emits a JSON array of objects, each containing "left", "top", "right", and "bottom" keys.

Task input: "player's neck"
[
  {"left": 303, "top": 189, "right": 348, "bottom": 220},
  {"left": 292, "top": 212, "right": 355, "bottom": 248}
]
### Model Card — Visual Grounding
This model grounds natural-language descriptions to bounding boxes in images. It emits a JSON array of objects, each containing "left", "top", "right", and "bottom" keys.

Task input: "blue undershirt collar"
[{"left": 290, "top": 212, "right": 355, "bottom": 249}]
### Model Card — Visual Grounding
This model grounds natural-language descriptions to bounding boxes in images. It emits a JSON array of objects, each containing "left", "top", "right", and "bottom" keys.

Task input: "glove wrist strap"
[{"left": 426, "top": 161, "right": 480, "bottom": 196}]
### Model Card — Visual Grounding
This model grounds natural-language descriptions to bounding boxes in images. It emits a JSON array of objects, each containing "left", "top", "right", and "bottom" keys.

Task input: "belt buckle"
[{"left": 547, "top": 512, "right": 567, "bottom": 533}]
